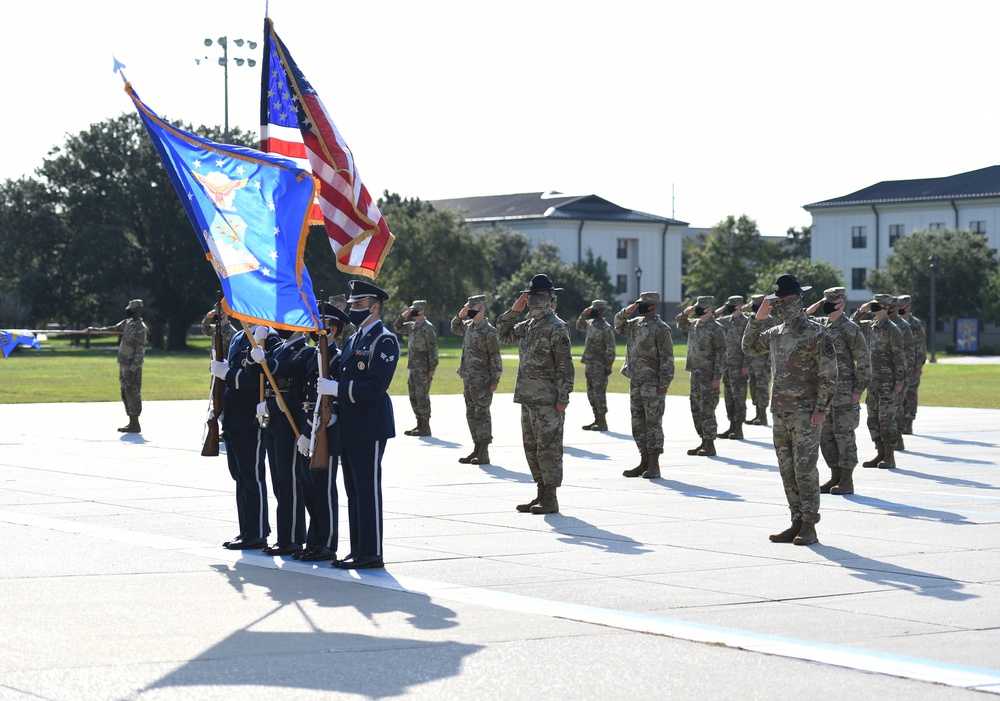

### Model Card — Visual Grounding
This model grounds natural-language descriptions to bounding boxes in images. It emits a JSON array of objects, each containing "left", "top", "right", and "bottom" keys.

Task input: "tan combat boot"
[
  {"left": 529, "top": 486, "right": 559, "bottom": 514},
  {"left": 642, "top": 453, "right": 661, "bottom": 479},
  {"left": 830, "top": 468, "right": 854, "bottom": 495},
  {"left": 878, "top": 447, "right": 896, "bottom": 469},
  {"left": 769, "top": 519, "right": 802, "bottom": 543},
  {"left": 582, "top": 416, "right": 599, "bottom": 431},
  {"left": 820, "top": 467, "right": 842, "bottom": 494},
  {"left": 458, "top": 443, "right": 480, "bottom": 464},
  {"left": 686, "top": 440, "right": 706, "bottom": 456},
  {"left": 793, "top": 522, "right": 818, "bottom": 545},
  {"left": 862, "top": 443, "right": 884, "bottom": 468},
  {"left": 718, "top": 421, "right": 736, "bottom": 439},
  {"left": 516, "top": 483, "right": 545, "bottom": 513},
  {"left": 470, "top": 442, "right": 491, "bottom": 465},
  {"left": 753, "top": 406, "right": 768, "bottom": 425},
  {"left": 697, "top": 440, "right": 716, "bottom": 457},
  {"left": 623, "top": 453, "right": 648, "bottom": 477},
  {"left": 118, "top": 416, "right": 141, "bottom": 433},
  {"left": 595, "top": 413, "right": 608, "bottom": 431},
  {"left": 415, "top": 418, "right": 431, "bottom": 437}
]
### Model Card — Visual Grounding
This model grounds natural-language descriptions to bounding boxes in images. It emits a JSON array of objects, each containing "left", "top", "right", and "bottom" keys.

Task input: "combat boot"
[
  {"left": 404, "top": 423, "right": 420, "bottom": 436},
  {"left": 516, "top": 482, "right": 545, "bottom": 513},
  {"left": 458, "top": 443, "right": 480, "bottom": 464},
  {"left": 896, "top": 434, "right": 905, "bottom": 451},
  {"left": 623, "top": 453, "right": 649, "bottom": 477},
  {"left": 820, "top": 467, "right": 842, "bottom": 494},
  {"left": 830, "top": 468, "right": 854, "bottom": 495},
  {"left": 641, "top": 453, "right": 661, "bottom": 479},
  {"left": 595, "top": 413, "right": 608, "bottom": 431},
  {"left": 118, "top": 416, "right": 141, "bottom": 433},
  {"left": 686, "top": 440, "right": 706, "bottom": 456},
  {"left": 529, "top": 486, "right": 559, "bottom": 514},
  {"left": 582, "top": 416, "right": 599, "bottom": 431},
  {"left": 862, "top": 443, "right": 885, "bottom": 468},
  {"left": 718, "top": 421, "right": 736, "bottom": 439},
  {"left": 769, "top": 519, "right": 802, "bottom": 543},
  {"left": 470, "top": 442, "right": 491, "bottom": 465},
  {"left": 793, "top": 522, "right": 818, "bottom": 545},
  {"left": 415, "top": 418, "right": 431, "bottom": 437},
  {"left": 877, "top": 447, "right": 896, "bottom": 469},
  {"left": 697, "top": 440, "right": 716, "bottom": 457},
  {"left": 903, "top": 419, "right": 914, "bottom": 435},
  {"left": 751, "top": 406, "right": 768, "bottom": 425},
  {"left": 729, "top": 422, "right": 743, "bottom": 439}
]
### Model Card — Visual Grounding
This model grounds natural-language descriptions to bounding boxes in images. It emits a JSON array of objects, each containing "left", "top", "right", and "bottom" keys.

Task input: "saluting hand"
[
  {"left": 511, "top": 293, "right": 529, "bottom": 313},
  {"left": 755, "top": 299, "right": 772, "bottom": 320}
]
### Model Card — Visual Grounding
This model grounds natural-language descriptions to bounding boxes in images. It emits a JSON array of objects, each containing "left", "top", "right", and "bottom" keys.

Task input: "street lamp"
[
  {"left": 929, "top": 254, "right": 938, "bottom": 363},
  {"left": 198, "top": 36, "right": 258, "bottom": 143},
  {"left": 634, "top": 266, "right": 643, "bottom": 297}
]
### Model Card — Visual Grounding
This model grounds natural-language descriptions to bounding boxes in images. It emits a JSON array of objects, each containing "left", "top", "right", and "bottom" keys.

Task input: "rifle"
[
  {"left": 310, "top": 298, "right": 331, "bottom": 469},
  {"left": 201, "top": 294, "right": 225, "bottom": 456}
]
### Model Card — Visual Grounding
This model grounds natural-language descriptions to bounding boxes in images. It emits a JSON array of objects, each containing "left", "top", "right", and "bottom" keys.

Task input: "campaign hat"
[
  {"left": 520, "top": 273, "right": 562, "bottom": 294},
  {"left": 765, "top": 273, "right": 811, "bottom": 299}
]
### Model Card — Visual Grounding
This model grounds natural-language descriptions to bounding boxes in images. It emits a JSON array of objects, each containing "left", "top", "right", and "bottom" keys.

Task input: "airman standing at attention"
[
  {"left": 717, "top": 295, "right": 751, "bottom": 440},
  {"left": 615, "top": 291, "right": 674, "bottom": 479},
  {"left": 394, "top": 300, "right": 439, "bottom": 437},
  {"left": 576, "top": 299, "right": 616, "bottom": 432},
  {"left": 743, "top": 294, "right": 775, "bottom": 426},
  {"left": 328, "top": 294, "right": 357, "bottom": 350},
  {"left": 497, "top": 274, "right": 575, "bottom": 514},
  {"left": 675, "top": 296, "right": 727, "bottom": 457},
  {"left": 887, "top": 297, "right": 915, "bottom": 451},
  {"left": 451, "top": 295, "right": 503, "bottom": 465},
  {"left": 897, "top": 294, "right": 926, "bottom": 434},
  {"left": 88, "top": 299, "right": 148, "bottom": 433}
]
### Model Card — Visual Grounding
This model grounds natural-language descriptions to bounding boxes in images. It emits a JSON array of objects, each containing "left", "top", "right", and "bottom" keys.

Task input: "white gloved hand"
[
  {"left": 253, "top": 325, "right": 270, "bottom": 342},
  {"left": 317, "top": 377, "right": 339, "bottom": 397},
  {"left": 210, "top": 359, "right": 229, "bottom": 379},
  {"left": 327, "top": 413, "right": 338, "bottom": 428},
  {"left": 296, "top": 434, "right": 311, "bottom": 457},
  {"left": 256, "top": 401, "right": 268, "bottom": 421},
  {"left": 250, "top": 347, "right": 266, "bottom": 363}
]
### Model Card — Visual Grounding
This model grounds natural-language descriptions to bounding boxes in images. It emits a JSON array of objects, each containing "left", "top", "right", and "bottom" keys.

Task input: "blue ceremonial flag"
[
  {"left": 0, "top": 330, "right": 41, "bottom": 358},
  {"left": 125, "top": 82, "right": 321, "bottom": 331}
]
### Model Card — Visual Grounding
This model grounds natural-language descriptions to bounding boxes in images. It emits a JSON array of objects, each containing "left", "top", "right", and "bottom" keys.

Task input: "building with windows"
[
  {"left": 431, "top": 191, "right": 688, "bottom": 313},
  {"left": 806, "top": 166, "right": 1000, "bottom": 304}
]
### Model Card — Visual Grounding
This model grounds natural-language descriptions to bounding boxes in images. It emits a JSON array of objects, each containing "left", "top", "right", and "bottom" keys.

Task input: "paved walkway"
[{"left": 1, "top": 395, "right": 999, "bottom": 700}]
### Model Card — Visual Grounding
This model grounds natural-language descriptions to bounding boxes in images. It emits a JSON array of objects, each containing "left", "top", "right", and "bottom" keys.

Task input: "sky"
[{"left": 7, "top": 0, "right": 1000, "bottom": 236}]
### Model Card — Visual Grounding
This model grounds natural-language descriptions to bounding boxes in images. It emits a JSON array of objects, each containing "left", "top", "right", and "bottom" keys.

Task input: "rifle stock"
[
  {"left": 201, "top": 297, "right": 225, "bottom": 456},
  {"left": 310, "top": 333, "right": 331, "bottom": 469}
]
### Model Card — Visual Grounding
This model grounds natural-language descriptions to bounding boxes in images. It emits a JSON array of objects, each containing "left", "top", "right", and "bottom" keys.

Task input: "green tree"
[
  {"left": 682, "top": 215, "right": 782, "bottom": 304},
  {"left": 865, "top": 229, "right": 999, "bottom": 322},
  {"left": 477, "top": 225, "right": 533, "bottom": 285},
  {"left": 983, "top": 269, "right": 1000, "bottom": 326},
  {"left": 752, "top": 258, "right": 845, "bottom": 308},
  {"left": 575, "top": 248, "right": 618, "bottom": 307},
  {"left": 783, "top": 225, "right": 811, "bottom": 259}
]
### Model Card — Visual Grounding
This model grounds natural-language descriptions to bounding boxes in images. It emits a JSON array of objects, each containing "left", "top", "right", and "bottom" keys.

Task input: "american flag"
[{"left": 260, "top": 18, "right": 394, "bottom": 279}]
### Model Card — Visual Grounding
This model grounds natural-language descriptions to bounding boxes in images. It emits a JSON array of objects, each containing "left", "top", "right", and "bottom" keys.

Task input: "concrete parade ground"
[{"left": 1, "top": 393, "right": 999, "bottom": 700}]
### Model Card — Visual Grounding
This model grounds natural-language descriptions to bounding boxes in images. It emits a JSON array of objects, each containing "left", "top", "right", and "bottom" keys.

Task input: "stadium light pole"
[
  {"left": 198, "top": 36, "right": 258, "bottom": 143},
  {"left": 929, "top": 254, "right": 938, "bottom": 363}
]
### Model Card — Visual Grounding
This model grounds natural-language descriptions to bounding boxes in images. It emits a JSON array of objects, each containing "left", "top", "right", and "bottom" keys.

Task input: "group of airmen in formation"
[{"left": 189, "top": 269, "right": 925, "bottom": 565}]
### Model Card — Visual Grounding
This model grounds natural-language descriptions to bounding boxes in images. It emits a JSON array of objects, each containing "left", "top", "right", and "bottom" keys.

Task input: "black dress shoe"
[
  {"left": 300, "top": 547, "right": 337, "bottom": 562},
  {"left": 226, "top": 537, "right": 267, "bottom": 550},
  {"left": 222, "top": 535, "right": 243, "bottom": 548},
  {"left": 262, "top": 542, "right": 303, "bottom": 556},
  {"left": 334, "top": 554, "right": 384, "bottom": 569}
]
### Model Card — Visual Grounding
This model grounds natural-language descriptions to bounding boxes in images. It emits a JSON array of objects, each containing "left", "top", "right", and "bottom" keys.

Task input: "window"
[
  {"left": 888, "top": 224, "right": 904, "bottom": 247},
  {"left": 970, "top": 220, "right": 987, "bottom": 235},
  {"left": 928, "top": 222, "right": 945, "bottom": 231},
  {"left": 851, "top": 268, "right": 867, "bottom": 290},
  {"left": 851, "top": 226, "right": 867, "bottom": 248},
  {"left": 616, "top": 239, "right": 628, "bottom": 259},
  {"left": 616, "top": 274, "right": 628, "bottom": 294}
]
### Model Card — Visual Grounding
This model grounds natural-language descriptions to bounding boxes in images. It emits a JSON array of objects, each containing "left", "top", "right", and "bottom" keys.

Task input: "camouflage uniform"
[
  {"left": 99, "top": 299, "right": 148, "bottom": 431},
  {"left": 899, "top": 295, "right": 926, "bottom": 433},
  {"left": 675, "top": 296, "right": 727, "bottom": 452},
  {"left": 497, "top": 296, "right": 575, "bottom": 490},
  {"left": 743, "top": 286, "right": 837, "bottom": 534},
  {"left": 888, "top": 302, "right": 914, "bottom": 447},
  {"left": 745, "top": 294, "right": 775, "bottom": 424},
  {"left": 615, "top": 292, "right": 674, "bottom": 477},
  {"left": 576, "top": 299, "right": 616, "bottom": 425},
  {"left": 852, "top": 294, "right": 905, "bottom": 467},
  {"left": 718, "top": 295, "right": 751, "bottom": 436},
  {"left": 811, "top": 287, "right": 870, "bottom": 494},
  {"left": 393, "top": 301, "right": 439, "bottom": 430},
  {"left": 451, "top": 295, "right": 503, "bottom": 448},
  {"left": 328, "top": 294, "right": 357, "bottom": 350}
]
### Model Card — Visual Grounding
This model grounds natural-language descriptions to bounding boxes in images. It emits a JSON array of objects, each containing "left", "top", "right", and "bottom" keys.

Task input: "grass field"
[{"left": 0, "top": 335, "right": 996, "bottom": 409}]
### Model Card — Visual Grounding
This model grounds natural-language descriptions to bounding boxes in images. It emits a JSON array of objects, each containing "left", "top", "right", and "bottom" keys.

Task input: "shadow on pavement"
[
  {"left": 713, "top": 457, "right": 778, "bottom": 472},
  {"left": 896, "top": 450, "right": 998, "bottom": 467},
  {"left": 565, "top": 446, "right": 610, "bottom": 460},
  {"left": 474, "top": 462, "right": 533, "bottom": 483},
  {"left": 651, "top": 478, "right": 745, "bottom": 501},
  {"left": 416, "top": 436, "right": 462, "bottom": 448},
  {"left": 813, "top": 545, "right": 978, "bottom": 601},
  {"left": 917, "top": 434, "right": 998, "bottom": 449},
  {"left": 543, "top": 513, "right": 652, "bottom": 555},
  {"left": 890, "top": 465, "right": 1000, "bottom": 490},
  {"left": 842, "top": 495, "right": 973, "bottom": 524}
]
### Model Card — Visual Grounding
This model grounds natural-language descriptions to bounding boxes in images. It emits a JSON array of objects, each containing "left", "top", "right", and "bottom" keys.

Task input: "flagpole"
[{"left": 241, "top": 319, "right": 300, "bottom": 439}]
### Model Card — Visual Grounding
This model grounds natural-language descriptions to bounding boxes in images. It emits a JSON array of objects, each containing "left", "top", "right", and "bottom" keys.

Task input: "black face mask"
[
  {"left": 870, "top": 303, "right": 883, "bottom": 313},
  {"left": 637, "top": 303, "right": 653, "bottom": 314},
  {"left": 823, "top": 302, "right": 839, "bottom": 315},
  {"left": 349, "top": 308, "right": 372, "bottom": 326},
  {"left": 751, "top": 303, "right": 761, "bottom": 313},
  {"left": 725, "top": 304, "right": 737, "bottom": 314},
  {"left": 694, "top": 306, "right": 707, "bottom": 317}
]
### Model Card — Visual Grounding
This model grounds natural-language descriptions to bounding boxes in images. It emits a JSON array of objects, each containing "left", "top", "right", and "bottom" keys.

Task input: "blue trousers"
[
  {"left": 341, "top": 441, "right": 384, "bottom": 558},
  {"left": 223, "top": 428, "right": 270, "bottom": 540}
]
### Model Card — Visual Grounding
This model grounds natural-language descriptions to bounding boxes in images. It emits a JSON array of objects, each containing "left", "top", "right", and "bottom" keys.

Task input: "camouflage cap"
[
  {"left": 750, "top": 294, "right": 766, "bottom": 305},
  {"left": 872, "top": 293, "right": 894, "bottom": 306},
  {"left": 823, "top": 286, "right": 847, "bottom": 302},
  {"left": 410, "top": 300, "right": 428, "bottom": 311},
  {"left": 696, "top": 295, "right": 714, "bottom": 308},
  {"left": 590, "top": 299, "right": 607, "bottom": 310},
  {"left": 328, "top": 294, "right": 347, "bottom": 306},
  {"left": 726, "top": 295, "right": 744, "bottom": 306},
  {"left": 637, "top": 291, "right": 660, "bottom": 304},
  {"left": 891, "top": 295, "right": 907, "bottom": 307},
  {"left": 125, "top": 299, "right": 143, "bottom": 312},
  {"left": 466, "top": 294, "right": 487, "bottom": 306},
  {"left": 897, "top": 294, "right": 912, "bottom": 306}
]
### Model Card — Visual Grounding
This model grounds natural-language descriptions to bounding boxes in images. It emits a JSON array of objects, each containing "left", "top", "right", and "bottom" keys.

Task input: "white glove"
[
  {"left": 210, "top": 359, "right": 229, "bottom": 379},
  {"left": 250, "top": 347, "right": 266, "bottom": 363},
  {"left": 317, "top": 377, "right": 339, "bottom": 397},
  {"left": 253, "top": 325, "right": 270, "bottom": 342},
  {"left": 256, "top": 401, "right": 268, "bottom": 421},
  {"left": 296, "top": 434, "right": 312, "bottom": 457}
]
